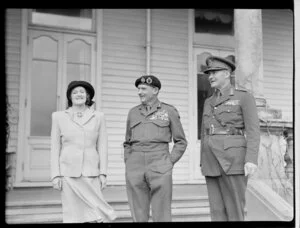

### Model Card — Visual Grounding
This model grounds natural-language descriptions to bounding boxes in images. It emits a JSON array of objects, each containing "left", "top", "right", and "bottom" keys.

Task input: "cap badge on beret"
[
  {"left": 135, "top": 75, "right": 161, "bottom": 90},
  {"left": 146, "top": 77, "right": 152, "bottom": 84}
]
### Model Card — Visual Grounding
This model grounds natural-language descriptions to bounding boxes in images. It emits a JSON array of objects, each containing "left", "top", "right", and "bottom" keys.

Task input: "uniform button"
[{"left": 214, "top": 107, "right": 217, "bottom": 109}]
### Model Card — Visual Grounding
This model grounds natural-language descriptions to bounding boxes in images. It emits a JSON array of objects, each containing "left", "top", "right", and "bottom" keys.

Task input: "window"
[
  {"left": 30, "top": 9, "right": 94, "bottom": 31},
  {"left": 195, "top": 9, "right": 234, "bottom": 35}
]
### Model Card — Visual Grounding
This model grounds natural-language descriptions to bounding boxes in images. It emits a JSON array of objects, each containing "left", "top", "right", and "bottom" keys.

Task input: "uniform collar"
[
  {"left": 217, "top": 83, "right": 231, "bottom": 96},
  {"left": 138, "top": 98, "right": 161, "bottom": 116},
  {"left": 214, "top": 84, "right": 235, "bottom": 106}
]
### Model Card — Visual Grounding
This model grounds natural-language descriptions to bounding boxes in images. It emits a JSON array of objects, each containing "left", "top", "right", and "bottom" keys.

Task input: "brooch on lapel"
[
  {"left": 149, "top": 110, "right": 169, "bottom": 121},
  {"left": 224, "top": 100, "right": 240, "bottom": 106}
]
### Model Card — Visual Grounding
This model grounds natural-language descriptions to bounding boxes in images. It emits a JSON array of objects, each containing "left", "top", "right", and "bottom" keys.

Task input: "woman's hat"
[{"left": 66, "top": 80, "right": 95, "bottom": 100}]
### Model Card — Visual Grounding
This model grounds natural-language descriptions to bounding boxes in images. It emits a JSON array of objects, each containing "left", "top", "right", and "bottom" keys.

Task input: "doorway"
[
  {"left": 192, "top": 47, "right": 234, "bottom": 180},
  {"left": 20, "top": 29, "right": 96, "bottom": 183}
]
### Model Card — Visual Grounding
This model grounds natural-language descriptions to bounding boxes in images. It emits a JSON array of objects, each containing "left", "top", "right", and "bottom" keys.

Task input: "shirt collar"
[
  {"left": 217, "top": 83, "right": 231, "bottom": 96},
  {"left": 139, "top": 97, "right": 160, "bottom": 110}
]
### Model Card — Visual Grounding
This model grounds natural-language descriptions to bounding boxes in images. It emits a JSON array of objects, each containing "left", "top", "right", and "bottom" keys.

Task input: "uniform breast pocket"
[
  {"left": 216, "top": 105, "right": 242, "bottom": 122},
  {"left": 149, "top": 120, "right": 170, "bottom": 139},
  {"left": 130, "top": 120, "right": 143, "bottom": 140}
]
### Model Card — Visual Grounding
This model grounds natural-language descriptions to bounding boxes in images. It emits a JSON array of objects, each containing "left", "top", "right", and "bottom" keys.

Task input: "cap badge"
[
  {"left": 207, "top": 59, "right": 213, "bottom": 67},
  {"left": 146, "top": 77, "right": 152, "bottom": 84}
]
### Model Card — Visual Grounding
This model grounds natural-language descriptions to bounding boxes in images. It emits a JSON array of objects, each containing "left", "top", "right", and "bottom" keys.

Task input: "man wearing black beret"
[
  {"left": 200, "top": 55, "right": 260, "bottom": 221},
  {"left": 123, "top": 75, "right": 187, "bottom": 222}
]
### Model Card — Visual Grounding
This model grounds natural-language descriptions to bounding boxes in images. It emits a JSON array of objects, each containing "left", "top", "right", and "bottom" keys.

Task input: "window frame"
[{"left": 28, "top": 9, "right": 96, "bottom": 34}]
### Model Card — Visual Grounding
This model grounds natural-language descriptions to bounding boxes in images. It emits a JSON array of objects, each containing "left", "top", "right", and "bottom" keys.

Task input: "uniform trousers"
[
  {"left": 205, "top": 169, "right": 248, "bottom": 221},
  {"left": 125, "top": 150, "right": 173, "bottom": 222}
]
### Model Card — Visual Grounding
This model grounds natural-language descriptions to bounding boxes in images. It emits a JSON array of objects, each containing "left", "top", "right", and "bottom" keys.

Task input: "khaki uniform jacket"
[
  {"left": 200, "top": 85, "right": 260, "bottom": 176},
  {"left": 50, "top": 108, "right": 108, "bottom": 180},
  {"left": 123, "top": 99, "right": 187, "bottom": 164}
]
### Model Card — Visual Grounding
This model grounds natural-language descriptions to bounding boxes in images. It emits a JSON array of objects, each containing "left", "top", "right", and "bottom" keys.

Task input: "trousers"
[
  {"left": 125, "top": 150, "right": 173, "bottom": 222},
  {"left": 205, "top": 169, "right": 248, "bottom": 221}
]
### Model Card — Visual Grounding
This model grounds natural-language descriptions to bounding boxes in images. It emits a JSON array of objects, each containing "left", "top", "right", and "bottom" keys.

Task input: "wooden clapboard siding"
[
  {"left": 102, "top": 9, "right": 147, "bottom": 184},
  {"left": 6, "top": 9, "right": 22, "bottom": 157},
  {"left": 262, "top": 9, "right": 293, "bottom": 121},
  {"left": 151, "top": 9, "right": 190, "bottom": 183}
]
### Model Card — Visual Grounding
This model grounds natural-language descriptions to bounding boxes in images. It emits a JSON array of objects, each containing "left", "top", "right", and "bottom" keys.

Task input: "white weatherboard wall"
[
  {"left": 151, "top": 9, "right": 190, "bottom": 183},
  {"left": 102, "top": 9, "right": 147, "bottom": 184},
  {"left": 102, "top": 9, "right": 191, "bottom": 184},
  {"left": 6, "top": 9, "right": 22, "bottom": 164},
  {"left": 262, "top": 9, "right": 293, "bottom": 121}
]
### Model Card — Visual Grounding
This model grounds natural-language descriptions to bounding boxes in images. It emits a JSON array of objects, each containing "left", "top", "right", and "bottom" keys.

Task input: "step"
[
  {"left": 6, "top": 213, "right": 63, "bottom": 224},
  {"left": 6, "top": 201, "right": 209, "bottom": 219},
  {"left": 6, "top": 194, "right": 210, "bottom": 223},
  {"left": 6, "top": 209, "right": 211, "bottom": 224},
  {"left": 6, "top": 205, "right": 211, "bottom": 224},
  {"left": 6, "top": 195, "right": 209, "bottom": 211}
]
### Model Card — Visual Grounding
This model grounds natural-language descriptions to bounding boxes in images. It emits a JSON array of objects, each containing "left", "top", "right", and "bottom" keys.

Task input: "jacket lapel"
[{"left": 81, "top": 108, "right": 95, "bottom": 125}]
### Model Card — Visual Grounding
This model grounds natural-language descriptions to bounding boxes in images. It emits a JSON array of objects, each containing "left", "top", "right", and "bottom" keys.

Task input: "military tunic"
[
  {"left": 124, "top": 98, "right": 187, "bottom": 222},
  {"left": 200, "top": 85, "right": 260, "bottom": 221}
]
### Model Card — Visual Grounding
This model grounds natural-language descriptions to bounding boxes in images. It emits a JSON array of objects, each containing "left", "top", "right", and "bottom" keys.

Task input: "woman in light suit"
[{"left": 50, "top": 80, "right": 117, "bottom": 223}]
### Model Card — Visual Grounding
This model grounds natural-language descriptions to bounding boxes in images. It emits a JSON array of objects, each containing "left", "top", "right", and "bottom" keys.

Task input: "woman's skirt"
[{"left": 61, "top": 176, "right": 117, "bottom": 223}]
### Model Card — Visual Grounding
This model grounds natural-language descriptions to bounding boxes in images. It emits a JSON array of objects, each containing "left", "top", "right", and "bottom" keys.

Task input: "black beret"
[
  {"left": 135, "top": 75, "right": 161, "bottom": 90},
  {"left": 203, "top": 55, "right": 236, "bottom": 74},
  {"left": 66, "top": 80, "right": 95, "bottom": 100}
]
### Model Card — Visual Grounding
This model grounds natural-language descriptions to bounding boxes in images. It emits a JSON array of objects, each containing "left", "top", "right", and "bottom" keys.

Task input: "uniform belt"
[
  {"left": 205, "top": 127, "right": 244, "bottom": 136},
  {"left": 131, "top": 142, "right": 169, "bottom": 152}
]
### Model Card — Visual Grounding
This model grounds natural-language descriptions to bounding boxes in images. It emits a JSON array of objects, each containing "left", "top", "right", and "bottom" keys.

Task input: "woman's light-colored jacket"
[{"left": 50, "top": 108, "right": 108, "bottom": 180}]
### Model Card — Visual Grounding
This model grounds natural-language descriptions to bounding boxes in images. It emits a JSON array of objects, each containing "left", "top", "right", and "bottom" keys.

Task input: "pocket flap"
[
  {"left": 151, "top": 120, "right": 169, "bottom": 127},
  {"left": 224, "top": 137, "right": 246, "bottom": 149}
]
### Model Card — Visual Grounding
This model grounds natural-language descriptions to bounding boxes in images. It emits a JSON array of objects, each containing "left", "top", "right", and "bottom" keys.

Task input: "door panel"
[
  {"left": 23, "top": 30, "right": 95, "bottom": 182},
  {"left": 61, "top": 34, "right": 95, "bottom": 109}
]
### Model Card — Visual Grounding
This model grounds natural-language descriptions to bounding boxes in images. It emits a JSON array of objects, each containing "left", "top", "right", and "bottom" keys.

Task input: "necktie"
[
  {"left": 216, "top": 90, "right": 222, "bottom": 103},
  {"left": 146, "top": 105, "right": 151, "bottom": 112}
]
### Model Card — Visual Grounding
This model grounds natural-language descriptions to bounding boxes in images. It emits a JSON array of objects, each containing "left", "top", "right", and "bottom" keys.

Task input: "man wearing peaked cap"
[
  {"left": 124, "top": 75, "right": 187, "bottom": 222},
  {"left": 203, "top": 55, "right": 236, "bottom": 74},
  {"left": 200, "top": 55, "right": 260, "bottom": 221}
]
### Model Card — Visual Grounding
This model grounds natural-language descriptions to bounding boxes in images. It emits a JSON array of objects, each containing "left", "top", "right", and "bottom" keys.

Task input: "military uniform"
[
  {"left": 124, "top": 76, "right": 187, "bottom": 222},
  {"left": 200, "top": 56, "right": 260, "bottom": 221}
]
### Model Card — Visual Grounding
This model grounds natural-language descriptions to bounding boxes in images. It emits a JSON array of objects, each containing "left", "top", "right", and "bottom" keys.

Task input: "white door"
[
  {"left": 22, "top": 30, "right": 96, "bottom": 183},
  {"left": 192, "top": 47, "right": 234, "bottom": 180}
]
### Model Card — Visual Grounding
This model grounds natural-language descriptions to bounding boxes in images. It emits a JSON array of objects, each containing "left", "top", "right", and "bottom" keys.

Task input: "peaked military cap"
[
  {"left": 135, "top": 75, "right": 161, "bottom": 90},
  {"left": 203, "top": 55, "right": 236, "bottom": 74}
]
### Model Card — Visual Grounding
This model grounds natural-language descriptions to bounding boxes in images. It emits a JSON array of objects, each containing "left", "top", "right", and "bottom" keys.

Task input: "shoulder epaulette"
[{"left": 161, "top": 102, "right": 177, "bottom": 111}]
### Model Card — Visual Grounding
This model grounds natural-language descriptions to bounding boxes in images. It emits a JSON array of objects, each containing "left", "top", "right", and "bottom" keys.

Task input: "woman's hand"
[
  {"left": 52, "top": 177, "right": 62, "bottom": 191},
  {"left": 99, "top": 174, "right": 107, "bottom": 190}
]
